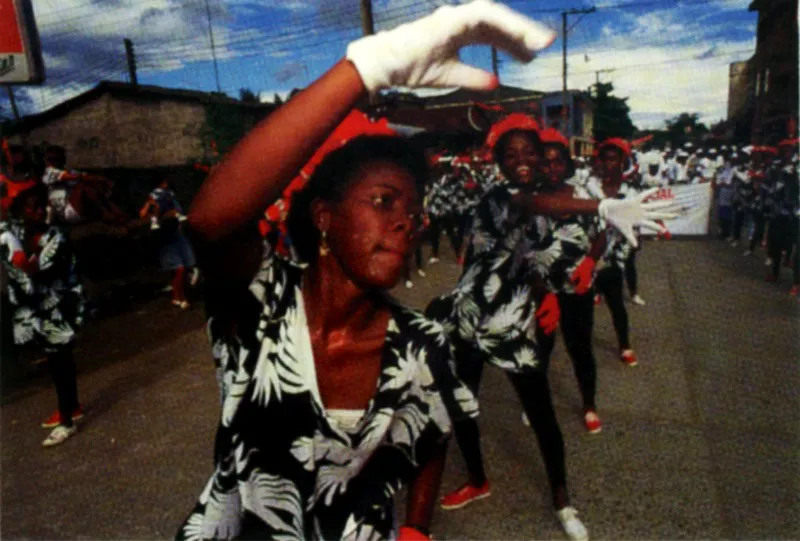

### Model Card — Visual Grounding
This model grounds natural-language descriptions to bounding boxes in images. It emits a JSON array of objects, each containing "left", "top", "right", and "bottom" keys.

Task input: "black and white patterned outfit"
[
  {"left": 574, "top": 176, "right": 637, "bottom": 350},
  {"left": 425, "top": 181, "right": 586, "bottom": 502},
  {"left": 178, "top": 246, "right": 478, "bottom": 541},
  {"left": 2, "top": 221, "right": 87, "bottom": 352}
]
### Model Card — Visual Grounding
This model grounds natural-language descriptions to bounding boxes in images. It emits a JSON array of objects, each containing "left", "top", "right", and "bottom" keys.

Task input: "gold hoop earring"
[{"left": 319, "top": 230, "right": 330, "bottom": 257}]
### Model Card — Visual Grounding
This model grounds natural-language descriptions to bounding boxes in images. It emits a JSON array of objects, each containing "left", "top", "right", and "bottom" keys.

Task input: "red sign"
[{"left": 0, "top": 0, "right": 45, "bottom": 84}]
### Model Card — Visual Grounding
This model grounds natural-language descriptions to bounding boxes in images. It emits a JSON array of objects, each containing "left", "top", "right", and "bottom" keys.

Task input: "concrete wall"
[{"left": 15, "top": 93, "right": 207, "bottom": 169}]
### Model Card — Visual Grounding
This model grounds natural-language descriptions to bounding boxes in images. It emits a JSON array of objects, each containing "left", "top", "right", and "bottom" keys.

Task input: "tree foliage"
[
  {"left": 664, "top": 112, "right": 709, "bottom": 147},
  {"left": 592, "top": 82, "right": 636, "bottom": 142}
]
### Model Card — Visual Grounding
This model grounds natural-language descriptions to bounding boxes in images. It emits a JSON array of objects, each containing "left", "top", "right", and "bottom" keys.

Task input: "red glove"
[
  {"left": 398, "top": 526, "right": 431, "bottom": 541},
  {"left": 569, "top": 256, "right": 596, "bottom": 295},
  {"left": 535, "top": 292, "right": 560, "bottom": 335}
]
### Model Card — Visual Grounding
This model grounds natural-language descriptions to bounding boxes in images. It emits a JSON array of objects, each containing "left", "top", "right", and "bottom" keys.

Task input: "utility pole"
[
  {"left": 5, "top": 85, "right": 21, "bottom": 123},
  {"left": 204, "top": 0, "right": 222, "bottom": 93},
  {"left": 360, "top": 0, "right": 375, "bottom": 35},
  {"left": 491, "top": 47, "right": 499, "bottom": 80},
  {"left": 124, "top": 38, "right": 138, "bottom": 87},
  {"left": 561, "top": 6, "right": 595, "bottom": 136}
]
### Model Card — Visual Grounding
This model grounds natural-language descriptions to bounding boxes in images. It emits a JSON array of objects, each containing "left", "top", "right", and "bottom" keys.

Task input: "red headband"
[
  {"left": 485, "top": 113, "right": 540, "bottom": 149},
  {"left": 538, "top": 127, "right": 569, "bottom": 148},
  {"left": 598, "top": 137, "right": 631, "bottom": 157}
]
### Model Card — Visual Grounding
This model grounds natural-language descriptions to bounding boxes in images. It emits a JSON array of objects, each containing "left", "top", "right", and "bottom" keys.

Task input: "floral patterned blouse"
[
  {"left": 179, "top": 248, "right": 478, "bottom": 541},
  {"left": 425, "top": 183, "right": 586, "bottom": 374},
  {"left": 1, "top": 220, "right": 86, "bottom": 351}
]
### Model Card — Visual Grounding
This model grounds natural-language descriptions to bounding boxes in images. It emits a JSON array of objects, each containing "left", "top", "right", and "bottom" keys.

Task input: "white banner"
[{"left": 641, "top": 183, "right": 712, "bottom": 236}]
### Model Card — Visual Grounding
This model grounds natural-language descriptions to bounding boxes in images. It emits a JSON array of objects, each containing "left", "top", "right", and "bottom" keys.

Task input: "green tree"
[
  {"left": 592, "top": 82, "right": 636, "bottom": 142},
  {"left": 238, "top": 88, "right": 260, "bottom": 103},
  {"left": 664, "top": 112, "right": 709, "bottom": 147}
]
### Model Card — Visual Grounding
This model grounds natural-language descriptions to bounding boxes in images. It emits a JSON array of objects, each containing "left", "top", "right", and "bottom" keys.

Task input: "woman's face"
[
  {"left": 499, "top": 131, "right": 539, "bottom": 185},
  {"left": 600, "top": 147, "right": 624, "bottom": 180},
  {"left": 319, "top": 160, "right": 422, "bottom": 290},
  {"left": 21, "top": 194, "right": 46, "bottom": 225},
  {"left": 540, "top": 145, "right": 569, "bottom": 187}
]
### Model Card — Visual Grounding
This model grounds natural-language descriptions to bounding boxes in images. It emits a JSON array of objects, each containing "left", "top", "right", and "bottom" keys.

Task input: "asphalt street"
[{"left": 2, "top": 237, "right": 798, "bottom": 540}]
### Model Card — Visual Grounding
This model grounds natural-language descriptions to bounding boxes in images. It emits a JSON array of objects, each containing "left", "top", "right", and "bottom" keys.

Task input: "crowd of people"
[{"left": 1, "top": 1, "right": 797, "bottom": 540}]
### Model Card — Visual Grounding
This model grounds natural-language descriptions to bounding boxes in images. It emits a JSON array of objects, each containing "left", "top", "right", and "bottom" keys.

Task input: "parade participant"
[
  {"left": 428, "top": 115, "right": 672, "bottom": 541},
  {"left": 41, "top": 146, "right": 128, "bottom": 226},
  {"left": 531, "top": 128, "right": 605, "bottom": 434},
  {"left": 743, "top": 147, "right": 774, "bottom": 257},
  {"left": 765, "top": 140, "right": 799, "bottom": 284},
  {"left": 176, "top": 3, "right": 567, "bottom": 538},
  {"left": 139, "top": 178, "right": 198, "bottom": 309},
  {"left": 731, "top": 151, "right": 754, "bottom": 248},
  {"left": 715, "top": 152, "right": 736, "bottom": 240},
  {"left": 4, "top": 185, "right": 87, "bottom": 447},
  {"left": 584, "top": 138, "right": 644, "bottom": 365},
  {"left": 0, "top": 143, "right": 38, "bottom": 213}
]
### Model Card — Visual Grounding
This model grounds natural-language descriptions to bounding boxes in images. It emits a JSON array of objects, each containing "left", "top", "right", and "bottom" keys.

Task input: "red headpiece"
[
  {"left": 598, "top": 137, "right": 632, "bottom": 157},
  {"left": 538, "top": 127, "right": 569, "bottom": 148},
  {"left": 485, "top": 113, "right": 540, "bottom": 149}
]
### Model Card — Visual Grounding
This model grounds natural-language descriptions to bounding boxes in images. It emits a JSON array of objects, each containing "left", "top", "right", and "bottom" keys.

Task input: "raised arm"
[{"left": 189, "top": 61, "right": 366, "bottom": 242}]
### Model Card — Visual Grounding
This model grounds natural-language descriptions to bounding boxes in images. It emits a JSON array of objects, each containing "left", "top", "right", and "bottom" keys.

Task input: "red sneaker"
[
  {"left": 620, "top": 349, "right": 638, "bottom": 367},
  {"left": 41, "top": 405, "right": 84, "bottom": 428},
  {"left": 440, "top": 481, "right": 491, "bottom": 510},
  {"left": 584, "top": 410, "right": 602, "bottom": 434},
  {"left": 790, "top": 286, "right": 798, "bottom": 297},
  {"left": 594, "top": 294, "right": 602, "bottom": 305}
]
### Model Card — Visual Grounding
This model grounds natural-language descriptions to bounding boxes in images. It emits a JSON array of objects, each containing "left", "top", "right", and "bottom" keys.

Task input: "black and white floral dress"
[
  {"left": 425, "top": 183, "right": 586, "bottom": 374},
  {"left": 2, "top": 221, "right": 86, "bottom": 352},
  {"left": 179, "top": 248, "right": 478, "bottom": 541}
]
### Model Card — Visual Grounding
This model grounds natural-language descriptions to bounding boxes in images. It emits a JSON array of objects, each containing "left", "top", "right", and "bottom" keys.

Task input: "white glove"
[
  {"left": 598, "top": 188, "right": 678, "bottom": 248},
  {"left": 346, "top": 0, "right": 555, "bottom": 94}
]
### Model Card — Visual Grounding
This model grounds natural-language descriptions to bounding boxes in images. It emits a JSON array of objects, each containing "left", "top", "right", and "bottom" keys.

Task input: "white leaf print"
[
  {"left": 37, "top": 231, "right": 62, "bottom": 271},
  {"left": 12, "top": 307, "right": 40, "bottom": 344},
  {"left": 389, "top": 402, "right": 427, "bottom": 452},
  {"left": 40, "top": 319, "right": 75, "bottom": 345},
  {"left": 315, "top": 461, "right": 364, "bottom": 507},
  {"left": 222, "top": 347, "right": 251, "bottom": 427},
  {"left": 380, "top": 345, "right": 419, "bottom": 392},
  {"left": 482, "top": 273, "right": 502, "bottom": 303},
  {"left": 289, "top": 436, "right": 315, "bottom": 471},
  {"left": 250, "top": 311, "right": 308, "bottom": 407},
  {"left": 203, "top": 487, "right": 242, "bottom": 540},
  {"left": 360, "top": 408, "right": 393, "bottom": 448},
  {"left": 241, "top": 471, "right": 304, "bottom": 540},
  {"left": 490, "top": 252, "right": 511, "bottom": 271},
  {"left": 342, "top": 515, "right": 383, "bottom": 541},
  {"left": 454, "top": 384, "right": 480, "bottom": 419},
  {"left": 513, "top": 346, "right": 539, "bottom": 370},
  {"left": 482, "top": 286, "right": 530, "bottom": 335}
]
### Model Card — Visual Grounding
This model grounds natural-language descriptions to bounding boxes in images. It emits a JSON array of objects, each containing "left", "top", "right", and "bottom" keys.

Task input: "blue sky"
[{"left": 2, "top": 0, "right": 758, "bottom": 130}]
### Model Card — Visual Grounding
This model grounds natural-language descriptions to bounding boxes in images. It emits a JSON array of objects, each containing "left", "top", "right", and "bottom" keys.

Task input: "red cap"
[
  {"left": 753, "top": 145, "right": 778, "bottom": 155},
  {"left": 485, "top": 113, "right": 540, "bottom": 149},
  {"left": 598, "top": 137, "right": 631, "bottom": 157},
  {"left": 777, "top": 138, "right": 798, "bottom": 148},
  {"left": 299, "top": 110, "right": 397, "bottom": 180},
  {"left": 538, "top": 127, "right": 569, "bottom": 148}
]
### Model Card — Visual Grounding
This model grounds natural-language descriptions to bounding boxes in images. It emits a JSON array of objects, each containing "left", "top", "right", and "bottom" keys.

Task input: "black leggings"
[
  {"left": 624, "top": 251, "right": 638, "bottom": 296},
  {"left": 594, "top": 266, "right": 631, "bottom": 350},
  {"left": 403, "top": 246, "right": 424, "bottom": 281},
  {"left": 451, "top": 338, "right": 567, "bottom": 507},
  {"left": 537, "top": 292, "right": 597, "bottom": 411},
  {"left": 767, "top": 215, "right": 796, "bottom": 278},
  {"left": 732, "top": 208, "right": 747, "bottom": 242},
  {"left": 47, "top": 346, "right": 79, "bottom": 428},
  {"left": 429, "top": 215, "right": 463, "bottom": 257},
  {"left": 749, "top": 213, "right": 767, "bottom": 252}
]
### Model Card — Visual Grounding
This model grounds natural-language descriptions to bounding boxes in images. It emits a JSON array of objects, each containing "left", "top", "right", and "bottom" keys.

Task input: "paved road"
[{"left": 2, "top": 238, "right": 798, "bottom": 540}]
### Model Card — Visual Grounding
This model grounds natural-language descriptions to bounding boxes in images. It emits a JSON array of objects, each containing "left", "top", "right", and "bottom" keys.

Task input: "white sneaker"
[
  {"left": 556, "top": 506, "right": 589, "bottom": 541},
  {"left": 731, "top": 241, "right": 739, "bottom": 247},
  {"left": 177, "top": 214, "right": 188, "bottom": 222},
  {"left": 405, "top": 280, "right": 414, "bottom": 289},
  {"left": 42, "top": 424, "right": 77, "bottom": 447},
  {"left": 189, "top": 268, "right": 201, "bottom": 287},
  {"left": 417, "top": 269, "right": 427, "bottom": 278},
  {"left": 521, "top": 412, "right": 530, "bottom": 427},
  {"left": 428, "top": 257, "right": 440, "bottom": 264},
  {"left": 631, "top": 294, "right": 646, "bottom": 306},
  {"left": 765, "top": 258, "right": 773, "bottom": 267},
  {"left": 743, "top": 250, "right": 752, "bottom": 256},
  {"left": 150, "top": 217, "right": 160, "bottom": 230}
]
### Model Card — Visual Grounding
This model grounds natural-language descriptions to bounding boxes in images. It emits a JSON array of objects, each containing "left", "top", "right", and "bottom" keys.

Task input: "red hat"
[
  {"left": 538, "top": 127, "right": 569, "bottom": 148},
  {"left": 598, "top": 137, "right": 631, "bottom": 157},
  {"left": 299, "top": 110, "right": 397, "bottom": 180},
  {"left": 753, "top": 145, "right": 778, "bottom": 155},
  {"left": 777, "top": 138, "right": 798, "bottom": 148},
  {"left": 485, "top": 113, "right": 540, "bottom": 149}
]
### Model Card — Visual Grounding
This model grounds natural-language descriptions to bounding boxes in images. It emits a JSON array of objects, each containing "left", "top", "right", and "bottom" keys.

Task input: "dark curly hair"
[
  {"left": 285, "top": 135, "right": 428, "bottom": 263},
  {"left": 9, "top": 183, "right": 48, "bottom": 219}
]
